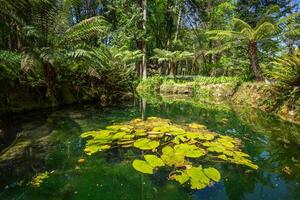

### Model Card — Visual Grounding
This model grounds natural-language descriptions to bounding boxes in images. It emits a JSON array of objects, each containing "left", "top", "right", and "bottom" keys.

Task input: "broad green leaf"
[
  {"left": 161, "top": 146, "right": 186, "bottom": 167},
  {"left": 132, "top": 160, "right": 153, "bottom": 174},
  {"left": 186, "top": 166, "right": 210, "bottom": 189},
  {"left": 112, "top": 132, "right": 127, "bottom": 140},
  {"left": 106, "top": 125, "right": 133, "bottom": 133},
  {"left": 133, "top": 138, "right": 159, "bottom": 150},
  {"left": 174, "top": 144, "right": 206, "bottom": 158},
  {"left": 188, "top": 123, "right": 206, "bottom": 129},
  {"left": 171, "top": 171, "right": 190, "bottom": 184},
  {"left": 144, "top": 155, "right": 165, "bottom": 167},
  {"left": 203, "top": 167, "right": 221, "bottom": 182}
]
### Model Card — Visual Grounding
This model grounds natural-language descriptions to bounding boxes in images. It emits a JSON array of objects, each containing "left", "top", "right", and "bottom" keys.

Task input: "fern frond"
[
  {"left": 254, "top": 22, "right": 276, "bottom": 41},
  {"left": 233, "top": 18, "right": 253, "bottom": 31},
  {"left": 60, "top": 16, "right": 111, "bottom": 45}
]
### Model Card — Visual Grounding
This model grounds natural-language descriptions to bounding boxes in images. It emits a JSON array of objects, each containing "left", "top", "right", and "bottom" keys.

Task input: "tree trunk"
[
  {"left": 247, "top": 41, "right": 263, "bottom": 81},
  {"left": 142, "top": 0, "right": 147, "bottom": 80},
  {"left": 170, "top": 61, "right": 176, "bottom": 78},
  {"left": 174, "top": 0, "right": 183, "bottom": 43}
]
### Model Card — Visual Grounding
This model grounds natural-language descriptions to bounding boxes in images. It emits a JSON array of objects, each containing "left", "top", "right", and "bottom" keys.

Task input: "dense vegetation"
[{"left": 0, "top": 0, "right": 299, "bottom": 111}]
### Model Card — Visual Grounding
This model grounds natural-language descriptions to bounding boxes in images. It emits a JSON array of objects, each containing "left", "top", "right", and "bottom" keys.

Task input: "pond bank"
[{"left": 137, "top": 77, "right": 300, "bottom": 124}]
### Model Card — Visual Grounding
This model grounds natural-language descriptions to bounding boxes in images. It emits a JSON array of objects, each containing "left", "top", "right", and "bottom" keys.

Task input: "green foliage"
[
  {"left": 80, "top": 117, "right": 258, "bottom": 190},
  {"left": 59, "top": 16, "right": 111, "bottom": 46},
  {"left": 194, "top": 76, "right": 244, "bottom": 85},
  {"left": 266, "top": 50, "right": 300, "bottom": 87},
  {"left": 0, "top": 50, "right": 21, "bottom": 79},
  {"left": 152, "top": 49, "right": 194, "bottom": 63},
  {"left": 136, "top": 75, "right": 163, "bottom": 93}
]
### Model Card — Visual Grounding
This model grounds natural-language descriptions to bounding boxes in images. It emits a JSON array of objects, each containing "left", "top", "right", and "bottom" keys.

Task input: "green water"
[{"left": 0, "top": 98, "right": 300, "bottom": 200}]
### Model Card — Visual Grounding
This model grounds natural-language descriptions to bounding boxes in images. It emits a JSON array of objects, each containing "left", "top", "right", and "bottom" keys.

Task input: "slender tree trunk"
[
  {"left": 16, "top": 24, "right": 21, "bottom": 50},
  {"left": 142, "top": 0, "right": 147, "bottom": 80},
  {"left": 170, "top": 61, "right": 176, "bottom": 78},
  {"left": 247, "top": 41, "right": 263, "bottom": 81},
  {"left": 174, "top": 0, "right": 183, "bottom": 43}
]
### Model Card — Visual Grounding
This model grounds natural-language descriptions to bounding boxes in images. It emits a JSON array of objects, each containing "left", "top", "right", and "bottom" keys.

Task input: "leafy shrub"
[
  {"left": 137, "top": 76, "right": 163, "bottom": 93},
  {"left": 266, "top": 50, "right": 300, "bottom": 87}
]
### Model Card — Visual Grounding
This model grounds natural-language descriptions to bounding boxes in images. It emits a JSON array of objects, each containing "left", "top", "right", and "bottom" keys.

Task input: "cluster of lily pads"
[{"left": 80, "top": 117, "right": 258, "bottom": 190}]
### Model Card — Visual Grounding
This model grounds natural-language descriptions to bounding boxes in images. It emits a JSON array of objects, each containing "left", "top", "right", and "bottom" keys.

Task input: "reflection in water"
[
  {"left": 0, "top": 98, "right": 299, "bottom": 200},
  {"left": 141, "top": 98, "right": 147, "bottom": 120}
]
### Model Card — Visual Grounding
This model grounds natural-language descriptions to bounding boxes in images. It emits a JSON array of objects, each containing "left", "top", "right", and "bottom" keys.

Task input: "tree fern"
[{"left": 59, "top": 16, "right": 111, "bottom": 45}]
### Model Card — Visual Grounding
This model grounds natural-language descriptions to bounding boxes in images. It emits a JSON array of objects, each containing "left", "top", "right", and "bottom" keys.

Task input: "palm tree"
[
  {"left": 207, "top": 18, "right": 277, "bottom": 81},
  {"left": 151, "top": 48, "right": 194, "bottom": 77}
]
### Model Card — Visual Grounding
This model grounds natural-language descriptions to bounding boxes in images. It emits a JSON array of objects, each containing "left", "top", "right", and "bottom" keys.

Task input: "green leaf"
[
  {"left": 174, "top": 144, "right": 206, "bottom": 158},
  {"left": 218, "top": 154, "right": 228, "bottom": 160},
  {"left": 203, "top": 167, "right": 221, "bottom": 182},
  {"left": 188, "top": 123, "right": 206, "bottom": 129},
  {"left": 171, "top": 171, "right": 190, "bottom": 184},
  {"left": 84, "top": 144, "right": 111, "bottom": 155},
  {"left": 112, "top": 132, "right": 127, "bottom": 140},
  {"left": 186, "top": 132, "right": 215, "bottom": 141},
  {"left": 80, "top": 130, "right": 114, "bottom": 138},
  {"left": 144, "top": 155, "right": 165, "bottom": 167},
  {"left": 186, "top": 166, "right": 210, "bottom": 189},
  {"left": 161, "top": 146, "right": 186, "bottom": 167},
  {"left": 132, "top": 160, "right": 153, "bottom": 174},
  {"left": 133, "top": 138, "right": 159, "bottom": 150},
  {"left": 106, "top": 125, "right": 133, "bottom": 133}
]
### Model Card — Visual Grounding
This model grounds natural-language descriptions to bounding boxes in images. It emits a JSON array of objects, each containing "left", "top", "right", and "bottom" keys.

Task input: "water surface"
[{"left": 0, "top": 98, "right": 300, "bottom": 200}]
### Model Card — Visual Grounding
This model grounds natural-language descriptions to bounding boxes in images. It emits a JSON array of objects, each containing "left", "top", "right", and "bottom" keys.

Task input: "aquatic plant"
[
  {"left": 80, "top": 117, "right": 258, "bottom": 190},
  {"left": 28, "top": 172, "right": 49, "bottom": 187}
]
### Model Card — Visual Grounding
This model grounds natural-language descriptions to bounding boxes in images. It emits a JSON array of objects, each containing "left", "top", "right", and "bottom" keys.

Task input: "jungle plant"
[
  {"left": 80, "top": 117, "right": 258, "bottom": 190},
  {"left": 151, "top": 49, "right": 194, "bottom": 77},
  {"left": 207, "top": 18, "right": 277, "bottom": 81},
  {"left": 266, "top": 50, "right": 300, "bottom": 87}
]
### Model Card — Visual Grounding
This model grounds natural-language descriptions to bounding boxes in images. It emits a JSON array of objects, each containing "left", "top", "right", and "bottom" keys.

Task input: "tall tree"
[
  {"left": 207, "top": 18, "right": 277, "bottom": 80},
  {"left": 142, "top": 0, "right": 147, "bottom": 79}
]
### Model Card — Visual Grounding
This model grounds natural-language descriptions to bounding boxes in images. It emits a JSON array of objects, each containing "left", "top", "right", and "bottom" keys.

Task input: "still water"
[{"left": 0, "top": 97, "right": 300, "bottom": 200}]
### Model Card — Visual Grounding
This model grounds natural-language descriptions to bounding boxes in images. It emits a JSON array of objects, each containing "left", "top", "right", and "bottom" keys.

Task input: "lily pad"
[
  {"left": 84, "top": 144, "right": 111, "bottom": 155},
  {"left": 144, "top": 155, "right": 165, "bottom": 167},
  {"left": 170, "top": 171, "right": 189, "bottom": 184},
  {"left": 132, "top": 160, "right": 153, "bottom": 174},
  {"left": 161, "top": 146, "right": 186, "bottom": 167},
  {"left": 203, "top": 167, "right": 221, "bottom": 182},
  {"left": 106, "top": 125, "right": 133, "bottom": 133},
  {"left": 133, "top": 138, "right": 159, "bottom": 150},
  {"left": 174, "top": 144, "right": 206, "bottom": 158},
  {"left": 186, "top": 166, "right": 210, "bottom": 189},
  {"left": 112, "top": 132, "right": 127, "bottom": 140},
  {"left": 188, "top": 123, "right": 206, "bottom": 129}
]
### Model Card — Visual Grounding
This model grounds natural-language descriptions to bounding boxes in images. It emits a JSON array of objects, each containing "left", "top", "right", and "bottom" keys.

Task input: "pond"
[{"left": 0, "top": 96, "right": 300, "bottom": 200}]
